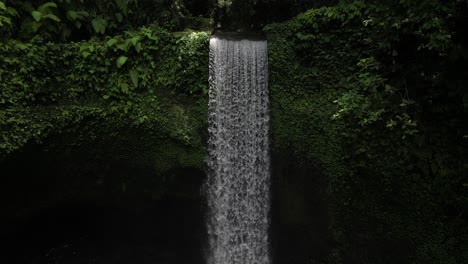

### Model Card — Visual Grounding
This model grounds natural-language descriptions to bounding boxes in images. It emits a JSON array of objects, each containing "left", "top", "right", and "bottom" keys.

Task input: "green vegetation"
[
  {"left": 1, "top": 0, "right": 195, "bottom": 40},
  {"left": 0, "top": 0, "right": 467, "bottom": 263},
  {"left": 0, "top": 25, "right": 210, "bottom": 161},
  {"left": 0, "top": 0, "right": 211, "bottom": 171},
  {"left": 267, "top": 1, "right": 468, "bottom": 262}
]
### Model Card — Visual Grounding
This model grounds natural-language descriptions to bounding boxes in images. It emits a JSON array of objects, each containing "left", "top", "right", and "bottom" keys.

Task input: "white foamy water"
[{"left": 205, "top": 35, "right": 270, "bottom": 264}]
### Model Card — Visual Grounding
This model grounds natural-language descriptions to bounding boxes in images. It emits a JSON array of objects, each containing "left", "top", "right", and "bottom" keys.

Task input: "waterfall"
[{"left": 205, "top": 34, "right": 270, "bottom": 264}]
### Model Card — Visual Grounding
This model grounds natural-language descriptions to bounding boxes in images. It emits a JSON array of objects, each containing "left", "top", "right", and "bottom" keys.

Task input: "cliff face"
[
  {"left": 0, "top": 21, "right": 335, "bottom": 262},
  {"left": 1, "top": 2, "right": 467, "bottom": 263}
]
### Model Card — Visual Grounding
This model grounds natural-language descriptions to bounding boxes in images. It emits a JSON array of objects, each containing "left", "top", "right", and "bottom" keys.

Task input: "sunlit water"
[{"left": 205, "top": 35, "right": 271, "bottom": 264}]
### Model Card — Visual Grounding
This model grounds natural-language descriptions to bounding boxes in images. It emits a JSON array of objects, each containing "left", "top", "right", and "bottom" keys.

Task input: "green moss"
[
  {"left": 0, "top": 26, "right": 209, "bottom": 173},
  {"left": 265, "top": 2, "right": 467, "bottom": 262}
]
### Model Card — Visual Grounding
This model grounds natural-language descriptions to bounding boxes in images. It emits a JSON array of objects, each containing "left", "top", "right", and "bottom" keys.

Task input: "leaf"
[
  {"left": 38, "top": 2, "right": 58, "bottom": 13},
  {"left": 0, "top": 2, "right": 6, "bottom": 11},
  {"left": 103, "top": 95, "right": 110, "bottom": 100},
  {"left": 81, "top": 51, "right": 90, "bottom": 58},
  {"left": 386, "top": 119, "right": 396, "bottom": 128},
  {"left": 31, "top": 21, "right": 41, "bottom": 32},
  {"left": 124, "top": 38, "right": 133, "bottom": 50},
  {"left": 91, "top": 18, "right": 107, "bottom": 34},
  {"left": 43, "top": 14, "right": 61, "bottom": 22},
  {"left": 76, "top": 11, "right": 89, "bottom": 18},
  {"left": 6, "top": 6, "right": 18, "bottom": 16},
  {"left": 31, "top": 11, "right": 42, "bottom": 22},
  {"left": 138, "top": 116, "right": 147, "bottom": 124},
  {"left": 107, "top": 38, "right": 118, "bottom": 47},
  {"left": 115, "top": 12, "right": 123, "bottom": 23},
  {"left": 116, "top": 56, "right": 128, "bottom": 68},
  {"left": 130, "top": 70, "right": 138, "bottom": 87},
  {"left": 67, "top": 10, "right": 78, "bottom": 20},
  {"left": 135, "top": 42, "right": 142, "bottom": 53},
  {"left": 130, "top": 37, "right": 140, "bottom": 46},
  {"left": 116, "top": 43, "right": 128, "bottom": 52},
  {"left": 120, "top": 82, "right": 129, "bottom": 94}
]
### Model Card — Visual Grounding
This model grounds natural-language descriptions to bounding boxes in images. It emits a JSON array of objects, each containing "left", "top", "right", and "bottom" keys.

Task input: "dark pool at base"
[{"left": 4, "top": 198, "right": 206, "bottom": 264}]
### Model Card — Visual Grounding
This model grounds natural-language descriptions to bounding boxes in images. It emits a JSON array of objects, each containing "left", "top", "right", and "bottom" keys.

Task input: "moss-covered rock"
[
  {"left": 0, "top": 26, "right": 211, "bottom": 229},
  {"left": 1, "top": 2, "right": 467, "bottom": 263}
]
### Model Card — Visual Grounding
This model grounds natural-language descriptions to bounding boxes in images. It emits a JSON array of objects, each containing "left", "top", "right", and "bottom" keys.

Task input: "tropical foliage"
[
  {"left": 1, "top": 0, "right": 199, "bottom": 41},
  {"left": 0, "top": 0, "right": 466, "bottom": 263},
  {"left": 267, "top": 0, "right": 467, "bottom": 262}
]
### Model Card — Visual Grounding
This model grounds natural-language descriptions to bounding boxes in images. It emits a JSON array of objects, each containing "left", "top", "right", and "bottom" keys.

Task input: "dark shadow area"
[
  {"left": 215, "top": 0, "right": 339, "bottom": 31},
  {"left": 270, "top": 154, "right": 332, "bottom": 264},
  {"left": 1, "top": 143, "right": 207, "bottom": 264},
  {"left": 4, "top": 199, "right": 205, "bottom": 264},
  {"left": 211, "top": 30, "right": 266, "bottom": 40}
]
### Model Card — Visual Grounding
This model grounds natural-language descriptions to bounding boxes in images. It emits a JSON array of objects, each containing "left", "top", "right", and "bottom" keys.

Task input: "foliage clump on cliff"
[
  {"left": 1, "top": 0, "right": 211, "bottom": 172},
  {"left": 266, "top": 0, "right": 467, "bottom": 263}
]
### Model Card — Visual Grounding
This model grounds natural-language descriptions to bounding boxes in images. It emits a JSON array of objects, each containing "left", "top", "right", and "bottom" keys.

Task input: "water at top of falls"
[{"left": 205, "top": 35, "right": 270, "bottom": 264}]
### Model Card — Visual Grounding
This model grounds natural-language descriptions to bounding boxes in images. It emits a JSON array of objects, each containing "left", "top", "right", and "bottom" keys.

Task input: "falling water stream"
[{"left": 205, "top": 34, "right": 270, "bottom": 264}]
